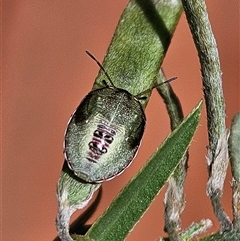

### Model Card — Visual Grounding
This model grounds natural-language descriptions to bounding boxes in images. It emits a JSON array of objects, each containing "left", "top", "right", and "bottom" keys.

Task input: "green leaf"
[
  {"left": 71, "top": 234, "right": 95, "bottom": 241},
  {"left": 93, "top": 0, "right": 182, "bottom": 109},
  {"left": 85, "top": 100, "right": 202, "bottom": 241}
]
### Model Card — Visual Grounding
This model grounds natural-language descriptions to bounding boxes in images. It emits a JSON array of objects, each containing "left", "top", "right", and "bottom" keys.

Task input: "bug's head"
[{"left": 86, "top": 51, "right": 177, "bottom": 101}]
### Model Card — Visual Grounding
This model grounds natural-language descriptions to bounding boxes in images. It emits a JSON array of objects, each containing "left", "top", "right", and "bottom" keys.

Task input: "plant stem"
[
  {"left": 156, "top": 70, "right": 184, "bottom": 130},
  {"left": 156, "top": 70, "right": 186, "bottom": 240},
  {"left": 181, "top": 0, "right": 226, "bottom": 160},
  {"left": 181, "top": 0, "right": 231, "bottom": 232},
  {"left": 229, "top": 113, "right": 240, "bottom": 230}
]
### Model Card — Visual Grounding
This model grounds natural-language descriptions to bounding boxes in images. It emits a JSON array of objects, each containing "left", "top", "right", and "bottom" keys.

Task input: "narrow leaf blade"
[{"left": 86, "top": 100, "right": 202, "bottom": 241}]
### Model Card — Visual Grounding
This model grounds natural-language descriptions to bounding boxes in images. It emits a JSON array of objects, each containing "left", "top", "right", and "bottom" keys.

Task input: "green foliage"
[
  {"left": 85, "top": 101, "right": 202, "bottom": 241},
  {"left": 93, "top": 0, "right": 182, "bottom": 108}
]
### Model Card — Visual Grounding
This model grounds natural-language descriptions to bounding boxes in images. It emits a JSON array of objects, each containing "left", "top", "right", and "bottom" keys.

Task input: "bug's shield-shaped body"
[{"left": 64, "top": 86, "right": 145, "bottom": 182}]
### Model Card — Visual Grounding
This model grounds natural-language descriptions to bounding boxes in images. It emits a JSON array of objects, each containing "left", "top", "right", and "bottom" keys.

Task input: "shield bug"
[{"left": 64, "top": 51, "right": 176, "bottom": 183}]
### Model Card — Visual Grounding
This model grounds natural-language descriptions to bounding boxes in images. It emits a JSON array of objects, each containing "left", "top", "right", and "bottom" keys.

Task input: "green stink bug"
[{"left": 64, "top": 51, "right": 176, "bottom": 183}]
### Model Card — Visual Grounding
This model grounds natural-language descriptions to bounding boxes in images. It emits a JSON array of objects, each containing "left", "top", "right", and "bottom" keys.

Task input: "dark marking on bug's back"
[{"left": 87, "top": 124, "right": 116, "bottom": 163}]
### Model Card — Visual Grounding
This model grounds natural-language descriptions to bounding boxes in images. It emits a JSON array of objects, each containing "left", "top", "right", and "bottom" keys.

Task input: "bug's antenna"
[
  {"left": 86, "top": 51, "right": 114, "bottom": 87},
  {"left": 157, "top": 76, "right": 177, "bottom": 87},
  {"left": 135, "top": 76, "right": 177, "bottom": 99},
  {"left": 147, "top": 76, "right": 177, "bottom": 95}
]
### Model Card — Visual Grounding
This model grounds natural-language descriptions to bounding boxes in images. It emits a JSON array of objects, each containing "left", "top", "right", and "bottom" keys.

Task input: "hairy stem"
[
  {"left": 156, "top": 70, "right": 186, "bottom": 240},
  {"left": 229, "top": 113, "right": 240, "bottom": 230},
  {"left": 181, "top": 0, "right": 230, "bottom": 232},
  {"left": 181, "top": 0, "right": 226, "bottom": 159}
]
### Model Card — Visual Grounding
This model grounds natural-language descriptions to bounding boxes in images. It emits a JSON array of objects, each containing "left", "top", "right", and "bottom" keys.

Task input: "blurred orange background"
[{"left": 2, "top": 1, "right": 239, "bottom": 241}]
